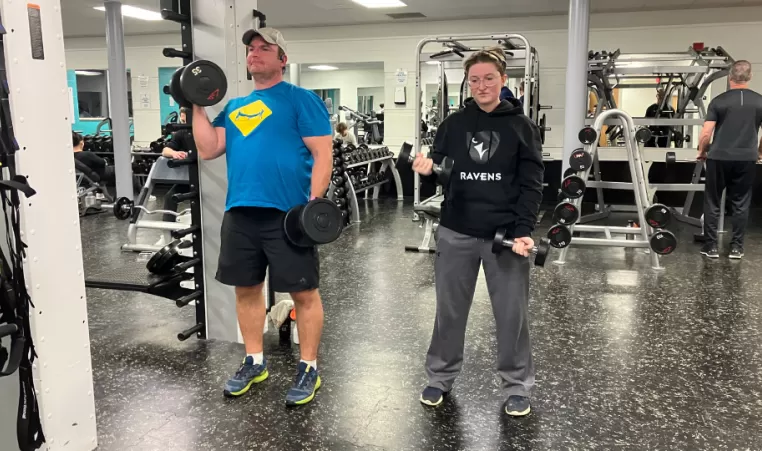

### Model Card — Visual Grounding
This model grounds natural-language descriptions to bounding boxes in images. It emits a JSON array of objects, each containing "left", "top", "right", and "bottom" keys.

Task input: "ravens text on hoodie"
[{"left": 426, "top": 98, "right": 544, "bottom": 240}]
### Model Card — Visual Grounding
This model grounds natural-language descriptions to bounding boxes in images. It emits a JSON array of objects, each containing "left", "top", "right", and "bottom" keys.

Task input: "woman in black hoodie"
[{"left": 413, "top": 48, "right": 545, "bottom": 416}]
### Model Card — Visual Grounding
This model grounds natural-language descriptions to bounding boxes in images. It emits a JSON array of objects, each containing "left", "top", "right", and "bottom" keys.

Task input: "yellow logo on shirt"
[{"left": 229, "top": 100, "right": 272, "bottom": 137}]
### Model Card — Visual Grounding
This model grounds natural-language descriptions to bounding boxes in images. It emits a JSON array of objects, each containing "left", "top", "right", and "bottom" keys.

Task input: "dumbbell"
[
  {"left": 333, "top": 157, "right": 342, "bottom": 167},
  {"left": 649, "top": 229, "right": 677, "bottom": 255},
  {"left": 332, "top": 176, "right": 344, "bottom": 187},
  {"left": 552, "top": 201, "right": 580, "bottom": 225},
  {"left": 334, "top": 187, "right": 346, "bottom": 198},
  {"left": 635, "top": 127, "right": 652, "bottom": 144},
  {"left": 332, "top": 167, "right": 343, "bottom": 177},
  {"left": 578, "top": 127, "right": 597, "bottom": 145},
  {"left": 644, "top": 203, "right": 671, "bottom": 229},
  {"left": 396, "top": 142, "right": 453, "bottom": 186},
  {"left": 560, "top": 174, "right": 586, "bottom": 199},
  {"left": 333, "top": 147, "right": 342, "bottom": 158},
  {"left": 335, "top": 198, "right": 347, "bottom": 209},
  {"left": 167, "top": 60, "right": 228, "bottom": 108},
  {"left": 547, "top": 224, "right": 572, "bottom": 249},
  {"left": 492, "top": 228, "right": 550, "bottom": 267},
  {"left": 333, "top": 139, "right": 343, "bottom": 150},
  {"left": 569, "top": 148, "right": 592, "bottom": 171}
]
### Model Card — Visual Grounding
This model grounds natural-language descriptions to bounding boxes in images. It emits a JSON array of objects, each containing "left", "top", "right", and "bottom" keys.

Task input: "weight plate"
[
  {"left": 147, "top": 240, "right": 182, "bottom": 274},
  {"left": 534, "top": 238, "right": 550, "bottom": 267},
  {"left": 169, "top": 67, "right": 190, "bottom": 108},
  {"left": 398, "top": 142, "right": 413, "bottom": 164},
  {"left": 569, "top": 148, "right": 592, "bottom": 171},
  {"left": 299, "top": 198, "right": 343, "bottom": 246},
  {"left": 561, "top": 175, "right": 586, "bottom": 199},
  {"left": 645, "top": 203, "right": 672, "bottom": 229},
  {"left": 284, "top": 205, "right": 312, "bottom": 247},
  {"left": 635, "top": 127, "right": 652, "bottom": 144},
  {"left": 665, "top": 152, "right": 677, "bottom": 164},
  {"left": 179, "top": 60, "right": 228, "bottom": 107},
  {"left": 649, "top": 229, "right": 677, "bottom": 255},
  {"left": 113, "top": 197, "right": 133, "bottom": 220},
  {"left": 437, "top": 157, "right": 454, "bottom": 186},
  {"left": 578, "top": 127, "right": 597, "bottom": 145},
  {"left": 547, "top": 224, "right": 572, "bottom": 249},
  {"left": 492, "top": 228, "right": 508, "bottom": 254},
  {"left": 553, "top": 202, "right": 580, "bottom": 225},
  {"left": 563, "top": 168, "right": 578, "bottom": 179}
]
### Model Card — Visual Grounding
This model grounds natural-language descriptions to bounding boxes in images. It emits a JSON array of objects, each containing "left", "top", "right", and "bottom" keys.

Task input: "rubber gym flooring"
[{"left": 81, "top": 198, "right": 762, "bottom": 451}]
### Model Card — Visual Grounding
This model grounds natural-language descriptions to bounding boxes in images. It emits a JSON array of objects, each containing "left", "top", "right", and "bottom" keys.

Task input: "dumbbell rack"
[
  {"left": 330, "top": 146, "right": 403, "bottom": 225},
  {"left": 554, "top": 109, "right": 665, "bottom": 270}
]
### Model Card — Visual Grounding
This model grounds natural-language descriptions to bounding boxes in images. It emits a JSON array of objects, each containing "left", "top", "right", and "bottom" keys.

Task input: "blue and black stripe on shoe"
[
  {"left": 285, "top": 361, "right": 322, "bottom": 406},
  {"left": 223, "top": 356, "right": 269, "bottom": 398},
  {"left": 420, "top": 386, "right": 447, "bottom": 407}
]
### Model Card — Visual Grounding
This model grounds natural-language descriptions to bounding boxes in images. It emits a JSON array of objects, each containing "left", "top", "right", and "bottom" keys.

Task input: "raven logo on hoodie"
[{"left": 467, "top": 131, "right": 501, "bottom": 164}]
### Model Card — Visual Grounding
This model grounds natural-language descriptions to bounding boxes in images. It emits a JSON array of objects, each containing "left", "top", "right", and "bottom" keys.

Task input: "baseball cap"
[{"left": 242, "top": 27, "right": 287, "bottom": 53}]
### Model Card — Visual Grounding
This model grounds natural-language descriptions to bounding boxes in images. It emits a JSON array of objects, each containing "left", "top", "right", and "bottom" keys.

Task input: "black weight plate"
[
  {"left": 332, "top": 176, "right": 344, "bottom": 187},
  {"left": 169, "top": 67, "right": 190, "bottom": 107},
  {"left": 147, "top": 240, "right": 181, "bottom": 274},
  {"left": 649, "top": 229, "right": 677, "bottom": 255},
  {"left": 561, "top": 175, "right": 586, "bottom": 199},
  {"left": 666, "top": 152, "right": 676, "bottom": 164},
  {"left": 563, "top": 168, "right": 578, "bottom": 179},
  {"left": 299, "top": 198, "right": 343, "bottom": 245},
  {"left": 492, "top": 228, "right": 507, "bottom": 254},
  {"left": 635, "top": 127, "right": 652, "bottom": 144},
  {"left": 113, "top": 197, "right": 133, "bottom": 220},
  {"left": 180, "top": 60, "right": 228, "bottom": 107},
  {"left": 578, "top": 127, "right": 597, "bottom": 145},
  {"left": 534, "top": 238, "right": 550, "bottom": 267},
  {"left": 398, "top": 142, "right": 413, "bottom": 164},
  {"left": 438, "top": 157, "right": 454, "bottom": 186},
  {"left": 284, "top": 205, "right": 312, "bottom": 247},
  {"left": 645, "top": 203, "right": 672, "bottom": 229},
  {"left": 553, "top": 202, "right": 580, "bottom": 225},
  {"left": 569, "top": 148, "right": 592, "bottom": 171},
  {"left": 547, "top": 224, "right": 572, "bottom": 249}
]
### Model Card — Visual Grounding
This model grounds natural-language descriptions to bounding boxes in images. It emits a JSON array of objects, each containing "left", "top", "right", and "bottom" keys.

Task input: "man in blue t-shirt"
[{"left": 191, "top": 28, "right": 332, "bottom": 407}]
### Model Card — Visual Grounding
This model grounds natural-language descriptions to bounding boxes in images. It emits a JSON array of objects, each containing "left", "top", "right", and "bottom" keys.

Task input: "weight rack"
[{"left": 555, "top": 109, "right": 665, "bottom": 270}]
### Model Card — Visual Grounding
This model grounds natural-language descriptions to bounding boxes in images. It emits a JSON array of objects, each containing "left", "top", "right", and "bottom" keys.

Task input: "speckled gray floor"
[{"left": 81, "top": 197, "right": 762, "bottom": 451}]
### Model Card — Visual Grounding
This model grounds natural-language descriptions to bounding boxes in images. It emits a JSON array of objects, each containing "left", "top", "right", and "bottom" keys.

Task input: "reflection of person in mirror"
[
  {"left": 72, "top": 132, "right": 114, "bottom": 182},
  {"left": 162, "top": 107, "right": 193, "bottom": 160},
  {"left": 334, "top": 122, "right": 357, "bottom": 146},
  {"left": 644, "top": 88, "right": 675, "bottom": 147}
]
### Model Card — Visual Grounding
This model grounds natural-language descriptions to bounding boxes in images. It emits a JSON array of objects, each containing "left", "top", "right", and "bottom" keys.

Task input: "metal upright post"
[
  {"left": 561, "top": 0, "right": 590, "bottom": 175},
  {"left": 290, "top": 63, "right": 300, "bottom": 86},
  {"left": 104, "top": 1, "right": 133, "bottom": 199}
]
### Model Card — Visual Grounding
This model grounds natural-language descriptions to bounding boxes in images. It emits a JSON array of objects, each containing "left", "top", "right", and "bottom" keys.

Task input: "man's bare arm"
[
  {"left": 192, "top": 105, "right": 226, "bottom": 160},
  {"left": 698, "top": 121, "right": 716, "bottom": 154},
  {"left": 303, "top": 135, "right": 333, "bottom": 199}
]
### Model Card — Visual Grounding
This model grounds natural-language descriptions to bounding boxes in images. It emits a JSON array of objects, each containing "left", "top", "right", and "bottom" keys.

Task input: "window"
[{"left": 74, "top": 69, "right": 133, "bottom": 119}]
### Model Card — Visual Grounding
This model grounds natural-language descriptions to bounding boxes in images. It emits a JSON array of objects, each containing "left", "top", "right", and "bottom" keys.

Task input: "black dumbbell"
[
  {"left": 553, "top": 202, "right": 580, "bottom": 225},
  {"left": 491, "top": 228, "right": 549, "bottom": 267},
  {"left": 645, "top": 203, "right": 671, "bottom": 229},
  {"left": 334, "top": 187, "right": 346, "bottom": 198},
  {"left": 569, "top": 148, "right": 592, "bottom": 171},
  {"left": 635, "top": 127, "right": 652, "bottom": 144},
  {"left": 332, "top": 176, "right": 344, "bottom": 187},
  {"left": 649, "top": 229, "right": 677, "bottom": 255},
  {"left": 335, "top": 198, "right": 347, "bottom": 209},
  {"left": 561, "top": 175, "right": 586, "bottom": 199},
  {"left": 332, "top": 167, "right": 343, "bottom": 177},
  {"left": 333, "top": 148, "right": 341, "bottom": 158},
  {"left": 547, "top": 224, "right": 572, "bottom": 249},
  {"left": 397, "top": 142, "right": 453, "bottom": 185},
  {"left": 578, "top": 127, "right": 597, "bottom": 145},
  {"left": 333, "top": 157, "right": 342, "bottom": 167}
]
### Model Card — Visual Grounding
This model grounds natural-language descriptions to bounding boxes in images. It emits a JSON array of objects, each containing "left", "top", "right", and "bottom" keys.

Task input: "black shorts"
[{"left": 216, "top": 207, "right": 319, "bottom": 292}]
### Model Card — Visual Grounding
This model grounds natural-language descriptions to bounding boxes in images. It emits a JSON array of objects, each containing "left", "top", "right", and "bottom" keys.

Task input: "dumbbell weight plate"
[
  {"left": 649, "top": 229, "right": 677, "bottom": 255},
  {"left": 645, "top": 203, "right": 672, "bottom": 229},
  {"left": 298, "top": 198, "right": 343, "bottom": 246},
  {"left": 547, "top": 224, "right": 572, "bottom": 249},
  {"left": 169, "top": 67, "right": 191, "bottom": 108},
  {"left": 179, "top": 60, "right": 228, "bottom": 107},
  {"left": 560, "top": 175, "right": 586, "bottom": 199},
  {"left": 569, "top": 148, "right": 593, "bottom": 171},
  {"left": 563, "top": 168, "right": 578, "bottom": 178},
  {"left": 635, "top": 127, "right": 652, "bottom": 144},
  {"left": 334, "top": 187, "right": 346, "bottom": 198},
  {"left": 335, "top": 198, "right": 347, "bottom": 209},
  {"left": 113, "top": 197, "right": 134, "bottom": 220},
  {"left": 578, "top": 127, "right": 597, "bottom": 145},
  {"left": 147, "top": 240, "right": 183, "bottom": 274},
  {"left": 553, "top": 202, "right": 580, "bottom": 225},
  {"left": 535, "top": 239, "right": 550, "bottom": 267}
]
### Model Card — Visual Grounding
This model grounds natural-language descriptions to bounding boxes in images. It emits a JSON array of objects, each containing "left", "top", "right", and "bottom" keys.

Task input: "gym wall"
[
  {"left": 65, "top": 34, "right": 181, "bottom": 146},
  {"left": 292, "top": 67, "right": 385, "bottom": 121},
  {"left": 62, "top": 6, "right": 762, "bottom": 152}
]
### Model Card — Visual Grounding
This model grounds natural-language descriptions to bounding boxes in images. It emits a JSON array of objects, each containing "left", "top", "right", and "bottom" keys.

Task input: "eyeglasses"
[{"left": 468, "top": 76, "right": 501, "bottom": 88}]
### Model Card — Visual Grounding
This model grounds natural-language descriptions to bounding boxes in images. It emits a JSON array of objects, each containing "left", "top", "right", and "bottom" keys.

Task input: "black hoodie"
[{"left": 427, "top": 98, "right": 544, "bottom": 239}]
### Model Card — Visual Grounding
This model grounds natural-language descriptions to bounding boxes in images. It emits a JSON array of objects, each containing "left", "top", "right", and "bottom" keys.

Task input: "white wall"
[
  {"left": 64, "top": 6, "right": 762, "bottom": 150},
  {"left": 279, "top": 6, "right": 762, "bottom": 151},
  {"left": 358, "top": 87, "right": 384, "bottom": 111},
  {"left": 296, "top": 68, "right": 384, "bottom": 120},
  {"left": 65, "top": 34, "right": 181, "bottom": 145}
]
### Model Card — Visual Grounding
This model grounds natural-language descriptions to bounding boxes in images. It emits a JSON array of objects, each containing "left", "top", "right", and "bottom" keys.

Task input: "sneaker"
[
  {"left": 223, "top": 356, "right": 269, "bottom": 398},
  {"left": 285, "top": 361, "right": 321, "bottom": 406},
  {"left": 504, "top": 395, "right": 531, "bottom": 417},
  {"left": 419, "top": 386, "right": 447, "bottom": 407},
  {"left": 700, "top": 244, "right": 719, "bottom": 259},
  {"left": 729, "top": 246, "right": 744, "bottom": 259}
]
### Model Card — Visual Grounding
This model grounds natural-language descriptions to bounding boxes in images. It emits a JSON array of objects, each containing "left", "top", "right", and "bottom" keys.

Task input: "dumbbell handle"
[
  {"left": 501, "top": 239, "right": 539, "bottom": 255},
  {"left": 404, "top": 153, "right": 445, "bottom": 175}
]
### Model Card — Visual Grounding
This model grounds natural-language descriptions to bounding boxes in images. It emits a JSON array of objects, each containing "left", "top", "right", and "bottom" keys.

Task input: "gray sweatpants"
[{"left": 425, "top": 226, "right": 535, "bottom": 397}]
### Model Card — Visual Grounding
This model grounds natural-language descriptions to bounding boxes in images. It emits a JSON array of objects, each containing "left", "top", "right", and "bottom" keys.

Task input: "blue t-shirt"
[{"left": 212, "top": 82, "right": 331, "bottom": 212}]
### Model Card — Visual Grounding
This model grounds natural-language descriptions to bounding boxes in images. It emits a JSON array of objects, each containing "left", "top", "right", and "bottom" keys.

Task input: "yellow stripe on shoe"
[
  {"left": 290, "top": 375, "right": 322, "bottom": 406},
  {"left": 505, "top": 404, "right": 531, "bottom": 416},
  {"left": 419, "top": 394, "right": 443, "bottom": 407},
  {"left": 225, "top": 369, "right": 269, "bottom": 397}
]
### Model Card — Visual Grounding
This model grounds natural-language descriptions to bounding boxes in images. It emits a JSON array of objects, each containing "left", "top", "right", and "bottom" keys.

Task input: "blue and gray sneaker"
[
  {"left": 223, "top": 356, "right": 269, "bottom": 398},
  {"left": 285, "top": 361, "right": 322, "bottom": 406},
  {"left": 504, "top": 395, "right": 531, "bottom": 416}
]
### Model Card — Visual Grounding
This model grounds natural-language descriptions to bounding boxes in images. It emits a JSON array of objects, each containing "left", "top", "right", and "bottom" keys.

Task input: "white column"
[
  {"left": 562, "top": 0, "right": 591, "bottom": 174},
  {"left": 290, "top": 63, "right": 300, "bottom": 86},
  {"left": 0, "top": 1, "right": 97, "bottom": 450},
  {"left": 104, "top": 0, "right": 133, "bottom": 199}
]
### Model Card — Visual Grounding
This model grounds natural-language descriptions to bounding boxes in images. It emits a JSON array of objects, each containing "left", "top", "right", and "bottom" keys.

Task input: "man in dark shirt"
[
  {"left": 698, "top": 60, "right": 762, "bottom": 259},
  {"left": 158, "top": 107, "right": 194, "bottom": 222},
  {"left": 645, "top": 89, "right": 675, "bottom": 148},
  {"left": 73, "top": 132, "right": 114, "bottom": 182}
]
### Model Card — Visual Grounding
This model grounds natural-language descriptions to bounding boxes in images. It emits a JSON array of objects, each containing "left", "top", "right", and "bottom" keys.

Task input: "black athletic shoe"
[
  {"left": 700, "top": 244, "right": 719, "bottom": 259},
  {"left": 729, "top": 246, "right": 744, "bottom": 259},
  {"left": 419, "top": 386, "right": 447, "bottom": 407},
  {"left": 504, "top": 395, "right": 531, "bottom": 417}
]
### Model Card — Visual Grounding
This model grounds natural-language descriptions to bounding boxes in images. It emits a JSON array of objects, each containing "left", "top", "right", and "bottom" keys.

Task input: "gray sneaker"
[{"left": 701, "top": 244, "right": 719, "bottom": 259}]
